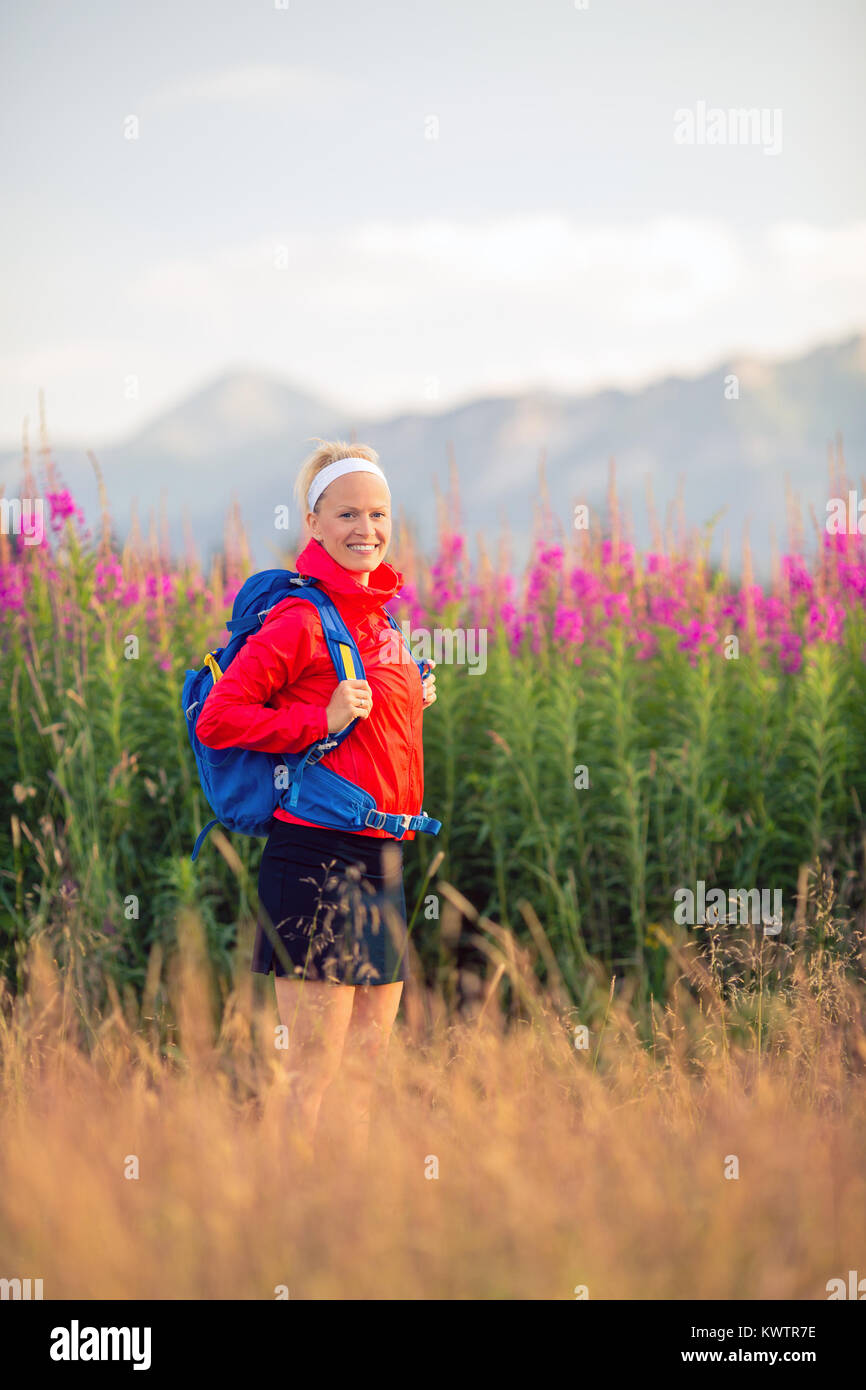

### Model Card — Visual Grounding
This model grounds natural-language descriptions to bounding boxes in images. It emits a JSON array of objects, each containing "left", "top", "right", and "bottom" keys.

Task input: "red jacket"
[{"left": 194, "top": 537, "right": 426, "bottom": 840}]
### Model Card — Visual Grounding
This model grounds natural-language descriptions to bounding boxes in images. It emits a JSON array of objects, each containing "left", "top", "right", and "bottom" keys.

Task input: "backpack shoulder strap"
[
  {"left": 267, "top": 581, "right": 366, "bottom": 760},
  {"left": 275, "top": 581, "right": 366, "bottom": 683}
]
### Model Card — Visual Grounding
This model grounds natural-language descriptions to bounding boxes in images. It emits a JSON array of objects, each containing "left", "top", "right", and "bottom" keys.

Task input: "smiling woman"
[{"left": 196, "top": 436, "right": 438, "bottom": 1162}]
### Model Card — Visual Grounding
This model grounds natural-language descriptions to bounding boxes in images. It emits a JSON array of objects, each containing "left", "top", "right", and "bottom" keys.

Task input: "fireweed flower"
[
  {"left": 645, "top": 554, "right": 670, "bottom": 576},
  {"left": 674, "top": 619, "right": 719, "bottom": 659},
  {"left": 822, "top": 529, "right": 858, "bottom": 555},
  {"left": 763, "top": 596, "right": 788, "bottom": 626},
  {"left": 553, "top": 604, "right": 584, "bottom": 641},
  {"left": 46, "top": 489, "right": 86, "bottom": 532},
  {"left": 842, "top": 564, "right": 866, "bottom": 600},
  {"left": 630, "top": 626, "right": 657, "bottom": 660},
  {"left": 3, "top": 471, "right": 863, "bottom": 687},
  {"left": 569, "top": 568, "right": 603, "bottom": 605},
  {"left": 603, "top": 592, "right": 631, "bottom": 622},
  {"left": 782, "top": 554, "right": 813, "bottom": 598},
  {"left": 806, "top": 597, "right": 846, "bottom": 644},
  {"left": 0, "top": 563, "right": 29, "bottom": 609},
  {"left": 778, "top": 628, "right": 803, "bottom": 673},
  {"left": 525, "top": 544, "right": 564, "bottom": 614},
  {"left": 94, "top": 560, "right": 126, "bottom": 600},
  {"left": 431, "top": 533, "right": 466, "bottom": 609},
  {"left": 647, "top": 593, "right": 681, "bottom": 626}
]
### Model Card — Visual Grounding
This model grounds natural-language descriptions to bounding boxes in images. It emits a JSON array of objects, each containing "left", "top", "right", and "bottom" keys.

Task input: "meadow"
[{"left": 0, "top": 433, "right": 864, "bottom": 1299}]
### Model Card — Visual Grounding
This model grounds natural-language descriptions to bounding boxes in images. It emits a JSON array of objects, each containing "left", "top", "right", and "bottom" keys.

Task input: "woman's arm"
[{"left": 195, "top": 603, "right": 330, "bottom": 754}]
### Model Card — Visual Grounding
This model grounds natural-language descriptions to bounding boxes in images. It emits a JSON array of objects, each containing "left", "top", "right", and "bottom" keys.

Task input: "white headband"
[{"left": 307, "top": 457, "right": 390, "bottom": 513}]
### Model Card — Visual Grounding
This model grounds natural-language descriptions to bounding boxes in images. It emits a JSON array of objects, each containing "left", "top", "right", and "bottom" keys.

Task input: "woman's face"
[{"left": 308, "top": 471, "right": 392, "bottom": 579}]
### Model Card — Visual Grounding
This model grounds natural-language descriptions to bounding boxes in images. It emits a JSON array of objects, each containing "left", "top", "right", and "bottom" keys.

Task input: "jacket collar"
[{"left": 294, "top": 536, "right": 404, "bottom": 611}]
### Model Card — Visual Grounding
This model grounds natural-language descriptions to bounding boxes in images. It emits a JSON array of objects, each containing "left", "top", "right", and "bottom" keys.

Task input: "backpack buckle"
[{"left": 307, "top": 738, "right": 338, "bottom": 766}]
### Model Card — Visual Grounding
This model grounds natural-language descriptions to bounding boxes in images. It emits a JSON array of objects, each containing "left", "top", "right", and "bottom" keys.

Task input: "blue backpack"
[{"left": 181, "top": 568, "right": 442, "bottom": 861}]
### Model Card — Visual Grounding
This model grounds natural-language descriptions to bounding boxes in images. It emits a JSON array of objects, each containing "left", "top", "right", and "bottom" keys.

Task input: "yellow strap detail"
[
  {"left": 339, "top": 643, "right": 356, "bottom": 680},
  {"left": 203, "top": 652, "right": 221, "bottom": 683}
]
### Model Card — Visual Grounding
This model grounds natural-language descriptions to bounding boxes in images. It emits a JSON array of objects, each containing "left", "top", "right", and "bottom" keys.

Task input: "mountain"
[
  {"left": 1, "top": 369, "right": 348, "bottom": 572},
  {"left": 2, "top": 335, "right": 864, "bottom": 580}
]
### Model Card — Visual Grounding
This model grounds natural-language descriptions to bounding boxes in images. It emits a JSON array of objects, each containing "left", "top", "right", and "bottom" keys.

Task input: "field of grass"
[
  {"left": 1, "top": 436, "right": 865, "bottom": 1298},
  {"left": 1, "top": 889, "right": 863, "bottom": 1299}
]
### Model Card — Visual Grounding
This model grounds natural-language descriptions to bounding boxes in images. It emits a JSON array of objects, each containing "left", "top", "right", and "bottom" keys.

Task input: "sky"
[{"left": 1, "top": 0, "right": 864, "bottom": 448}]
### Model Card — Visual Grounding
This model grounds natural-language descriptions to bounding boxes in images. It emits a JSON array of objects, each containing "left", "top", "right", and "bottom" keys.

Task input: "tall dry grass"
[{"left": 1, "top": 863, "right": 864, "bottom": 1300}]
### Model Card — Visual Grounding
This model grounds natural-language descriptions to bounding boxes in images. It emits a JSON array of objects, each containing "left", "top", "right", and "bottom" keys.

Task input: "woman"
[{"left": 195, "top": 439, "right": 437, "bottom": 1163}]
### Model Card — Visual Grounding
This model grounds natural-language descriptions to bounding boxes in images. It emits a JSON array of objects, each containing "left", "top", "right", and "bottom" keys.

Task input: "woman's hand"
[
  {"left": 421, "top": 660, "right": 437, "bottom": 708},
  {"left": 326, "top": 678, "right": 373, "bottom": 733}
]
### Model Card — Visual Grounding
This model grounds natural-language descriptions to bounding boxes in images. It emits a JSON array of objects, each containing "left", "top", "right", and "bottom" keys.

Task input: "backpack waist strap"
[{"left": 361, "top": 809, "right": 443, "bottom": 839}]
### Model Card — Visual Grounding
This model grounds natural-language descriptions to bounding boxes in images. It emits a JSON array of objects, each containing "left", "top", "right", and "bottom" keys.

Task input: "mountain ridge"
[{"left": 2, "top": 331, "right": 863, "bottom": 579}]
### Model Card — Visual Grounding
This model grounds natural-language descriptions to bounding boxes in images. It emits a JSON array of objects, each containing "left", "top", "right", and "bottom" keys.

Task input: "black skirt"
[{"left": 252, "top": 819, "right": 410, "bottom": 985}]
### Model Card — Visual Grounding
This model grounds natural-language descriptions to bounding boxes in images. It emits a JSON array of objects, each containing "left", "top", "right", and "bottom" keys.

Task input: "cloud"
[
  {"left": 126, "top": 214, "right": 746, "bottom": 317},
  {"left": 123, "top": 211, "right": 866, "bottom": 345},
  {"left": 766, "top": 222, "right": 866, "bottom": 283},
  {"left": 5, "top": 215, "right": 865, "bottom": 442}
]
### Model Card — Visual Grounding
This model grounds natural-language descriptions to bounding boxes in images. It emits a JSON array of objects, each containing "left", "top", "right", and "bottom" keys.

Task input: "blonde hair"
[{"left": 294, "top": 438, "right": 381, "bottom": 535}]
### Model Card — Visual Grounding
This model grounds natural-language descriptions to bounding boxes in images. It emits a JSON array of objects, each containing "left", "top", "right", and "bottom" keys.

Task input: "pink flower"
[
  {"left": 553, "top": 604, "right": 584, "bottom": 644},
  {"left": 806, "top": 598, "right": 845, "bottom": 644},
  {"left": 46, "top": 489, "right": 84, "bottom": 531},
  {"left": 778, "top": 628, "right": 803, "bottom": 673},
  {"left": 781, "top": 554, "right": 813, "bottom": 597},
  {"left": 604, "top": 592, "right": 631, "bottom": 621},
  {"left": 569, "top": 568, "right": 602, "bottom": 604},
  {"left": 630, "top": 627, "right": 657, "bottom": 660},
  {"left": 0, "top": 563, "right": 29, "bottom": 609},
  {"left": 674, "top": 619, "right": 718, "bottom": 655}
]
